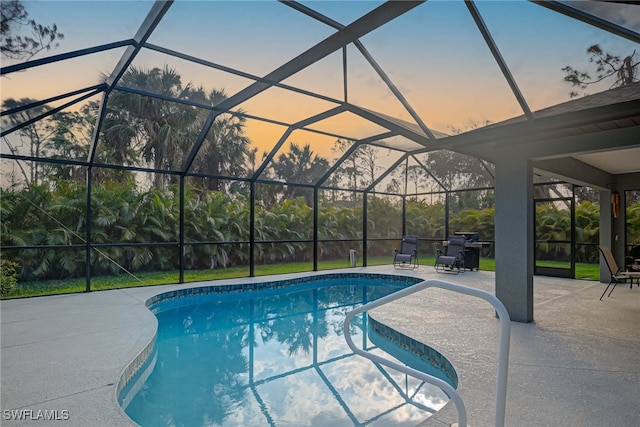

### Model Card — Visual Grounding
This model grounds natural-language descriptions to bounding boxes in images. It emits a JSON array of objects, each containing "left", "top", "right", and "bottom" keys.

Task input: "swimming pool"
[{"left": 118, "top": 273, "right": 457, "bottom": 426}]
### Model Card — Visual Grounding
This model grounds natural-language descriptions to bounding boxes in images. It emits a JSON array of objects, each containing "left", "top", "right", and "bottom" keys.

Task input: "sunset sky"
[{"left": 2, "top": 1, "right": 638, "bottom": 161}]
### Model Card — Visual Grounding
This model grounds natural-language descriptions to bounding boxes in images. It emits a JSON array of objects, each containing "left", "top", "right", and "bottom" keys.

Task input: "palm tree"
[
  {"left": 90, "top": 98, "right": 139, "bottom": 178},
  {"left": 103, "top": 65, "right": 199, "bottom": 189},
  {"left": 271, "top": 142, "right": 329, "bottom": 204},
  {"left": 183, "top": 187, "right": 232, "bottom": 268},
  {"left": 0, "top": 184, "right": 59, "bottom": 279},
  {"left": 189, "top": 89, "right": 250, "bottom": 192},
  {"left": 575, "top": 200, "right": 599, "bottom": 262},
  {"left": 535, "top": 203, "right": 571, "bottom": 261}
]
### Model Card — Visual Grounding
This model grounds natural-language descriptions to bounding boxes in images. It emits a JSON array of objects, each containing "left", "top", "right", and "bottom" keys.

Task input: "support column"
[
  {"left": 494, "top": 146, "right": 533, "bottom": 322},
  {"left": 599, "top": 190, "right": 613, "bottom": 284}
]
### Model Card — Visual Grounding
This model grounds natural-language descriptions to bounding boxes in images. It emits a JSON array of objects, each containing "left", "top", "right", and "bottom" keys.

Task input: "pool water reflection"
[{"left": 121, "top": 278, "right": 450, "bottom": 426}]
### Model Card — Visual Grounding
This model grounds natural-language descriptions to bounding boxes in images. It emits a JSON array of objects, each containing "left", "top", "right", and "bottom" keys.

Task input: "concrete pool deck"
[{"left": 1, "top": 266, "right": 638, "bottom": 426}]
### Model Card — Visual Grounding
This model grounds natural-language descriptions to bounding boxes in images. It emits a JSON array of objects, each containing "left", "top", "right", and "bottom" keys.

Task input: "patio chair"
[
  {"left": 393, "top": 236, "right": 419, "bottom": 269},
  {"left": 434, "top": 235, "right": 466, "bottom": 274},
  {"left": 598, "top": 245, "right": 640, "bottom": 300}
]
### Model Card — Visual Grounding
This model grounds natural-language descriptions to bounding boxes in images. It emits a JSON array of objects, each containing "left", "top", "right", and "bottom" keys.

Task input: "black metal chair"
[
  {"left": 435, "top": 235, "right": 466, "bottom": 274},
  {"left": 393, "top": 236, "right": 419, "bottom": 269}
]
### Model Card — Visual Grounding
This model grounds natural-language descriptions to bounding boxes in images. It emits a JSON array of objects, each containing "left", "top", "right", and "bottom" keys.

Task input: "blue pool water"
[{"left": 120, "top": 274, "right": 454, "bottom": 427}]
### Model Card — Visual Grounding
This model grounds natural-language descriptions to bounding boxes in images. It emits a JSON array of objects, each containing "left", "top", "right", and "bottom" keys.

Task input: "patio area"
[{"left": 1, "top": 266, "right": 638, "bottom": 427}]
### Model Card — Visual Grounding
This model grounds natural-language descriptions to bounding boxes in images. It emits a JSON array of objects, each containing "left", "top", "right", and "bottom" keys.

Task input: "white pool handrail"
[{"left": 343, "top": 278, "right": 511, "bottom": 427}]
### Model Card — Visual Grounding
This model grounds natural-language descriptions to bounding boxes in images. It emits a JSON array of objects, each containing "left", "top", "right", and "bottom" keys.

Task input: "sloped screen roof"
[{"left": 1, "top": 0, "right": 639, "bottom": 183}]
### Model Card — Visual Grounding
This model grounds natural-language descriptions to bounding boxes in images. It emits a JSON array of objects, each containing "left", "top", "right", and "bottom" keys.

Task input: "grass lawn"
[{"left": 2, "top": 256, "right": 600, "bottom": 299}]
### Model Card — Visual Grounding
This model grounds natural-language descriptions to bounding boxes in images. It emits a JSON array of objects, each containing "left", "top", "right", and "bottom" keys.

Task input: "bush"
[{"left": 1, "top": 259, "right": 19, "bottom": 296}]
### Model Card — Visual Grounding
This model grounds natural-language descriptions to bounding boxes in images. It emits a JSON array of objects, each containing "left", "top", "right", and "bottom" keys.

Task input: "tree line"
[{"left": 3, "top": 174, "right": 628, "bottom": 285}]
